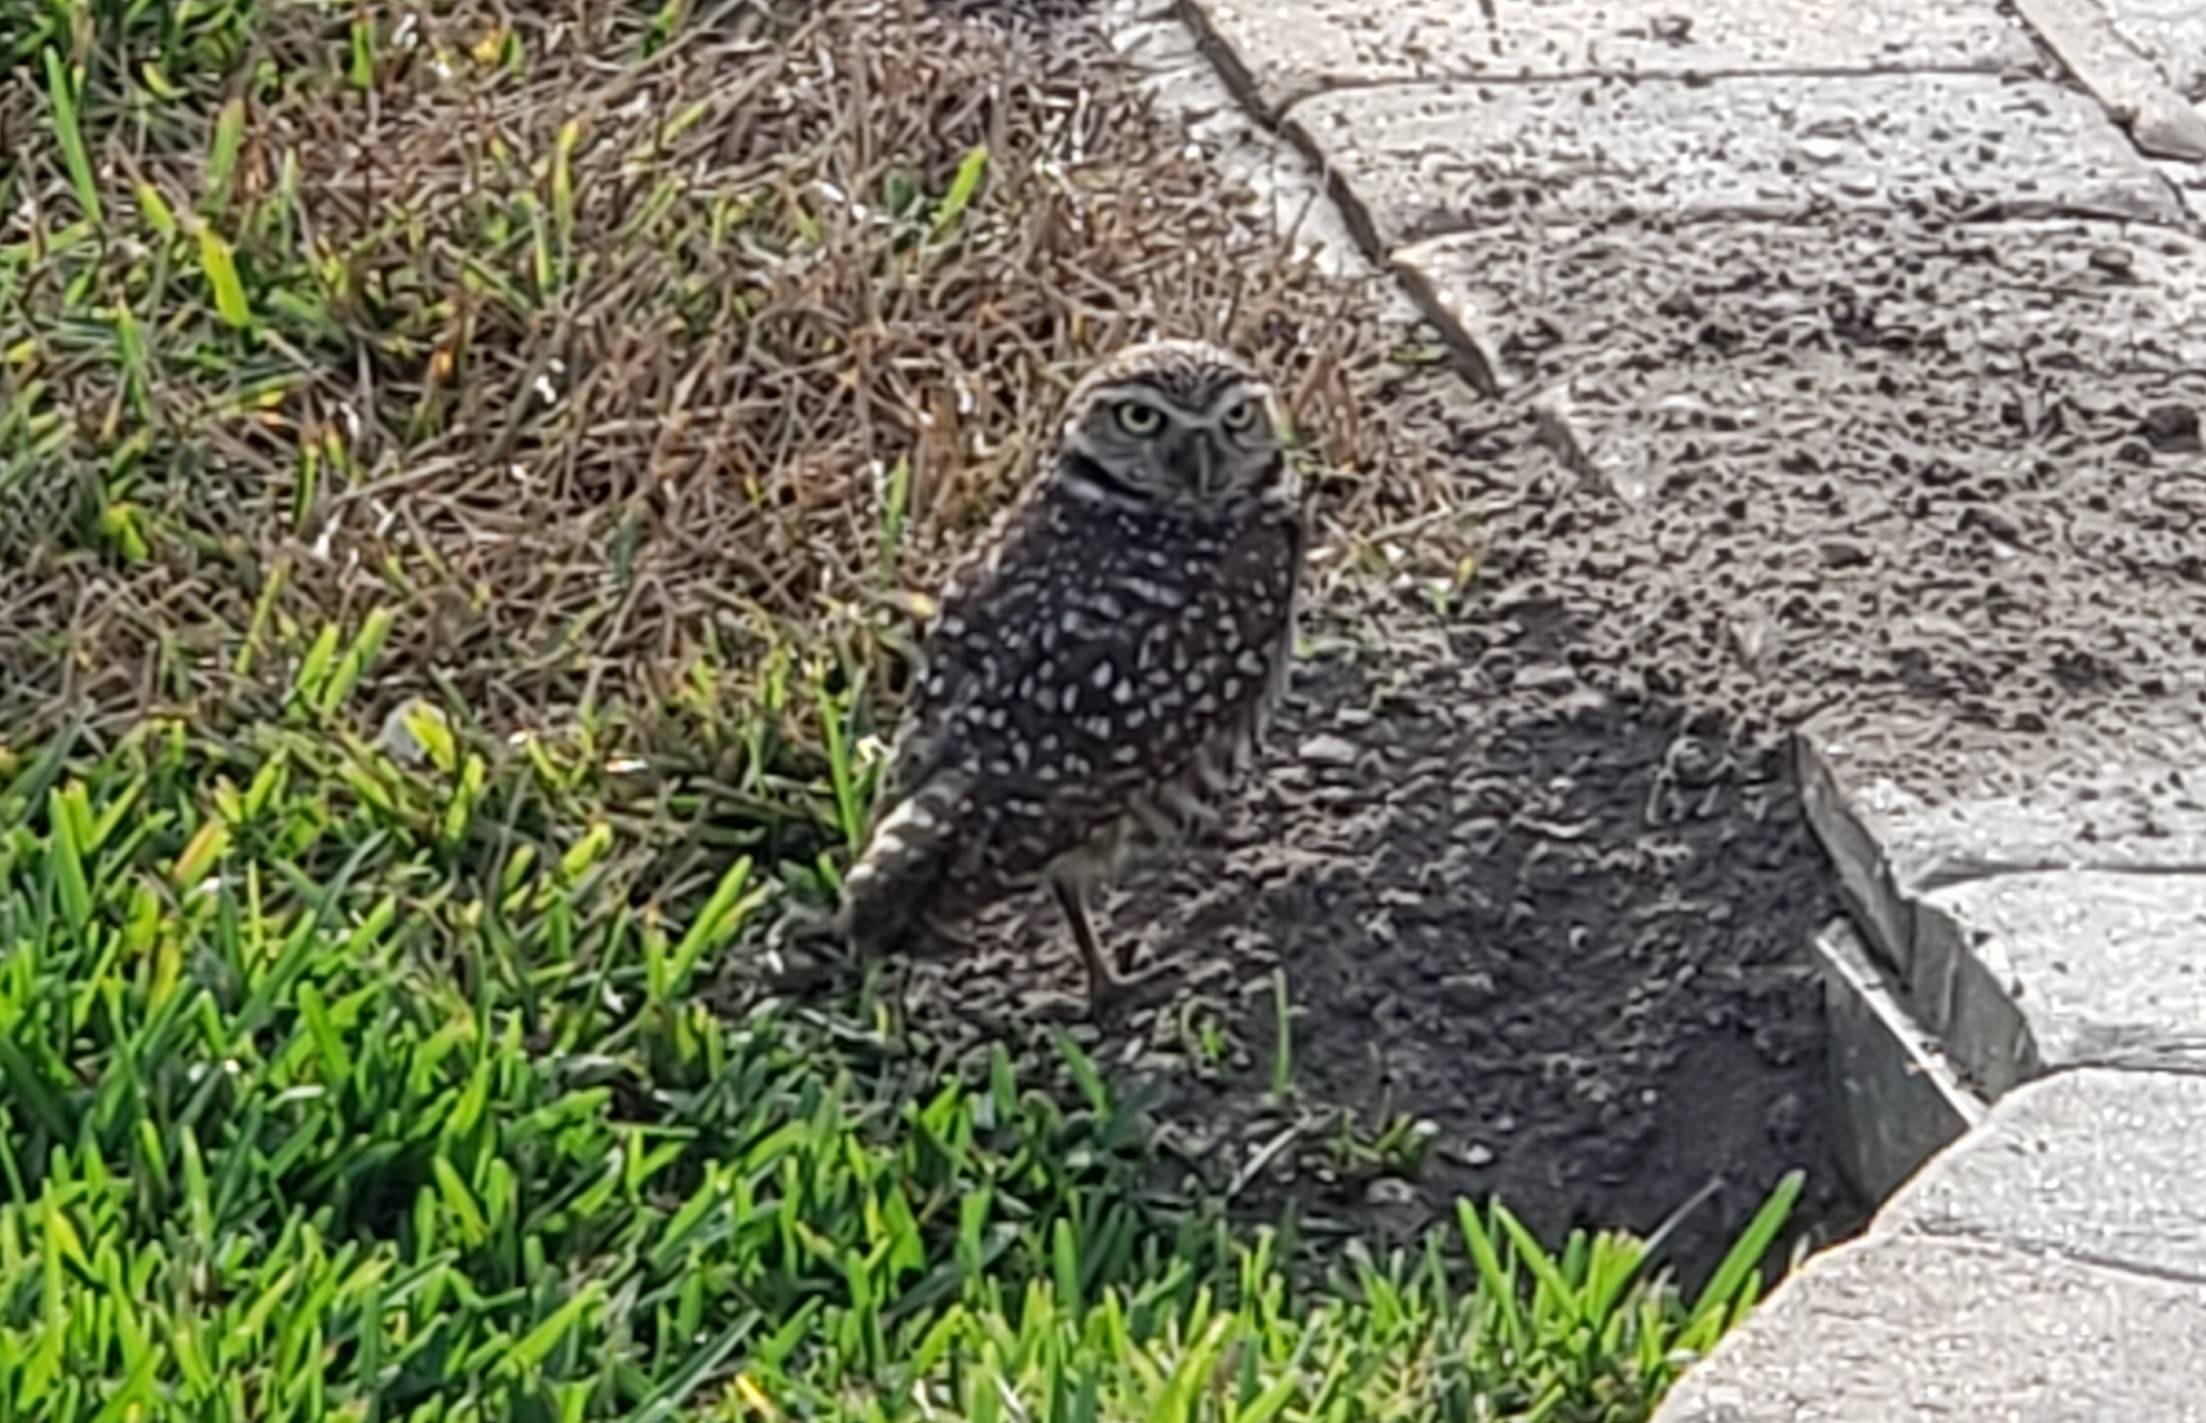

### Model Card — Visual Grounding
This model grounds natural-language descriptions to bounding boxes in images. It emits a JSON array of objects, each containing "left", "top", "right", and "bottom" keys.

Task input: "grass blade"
[
  {"left": 195, "top": 225, "right": 254, "bottom": 330},
  {"left": 932, "top": 145, "right": 988, "bottom": 237},
  {"left": 1684, "top": 1171, "right": 1803, "bottom": 1348},
  {"left": 40, "top": 49, "right": 104, "bottom": 226}
]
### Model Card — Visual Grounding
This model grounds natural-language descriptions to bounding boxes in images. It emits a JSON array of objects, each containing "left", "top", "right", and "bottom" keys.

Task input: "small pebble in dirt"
[
  {"left": 1817, "top": 537, "right": 1873, "bottom": 568},
  {"left": 1796, "top": 136, "right": 1845, "bottom": 166},
  {"left": 1364, "top": 1176, "right": 1419, "bottom": 1207},
  {"left": 1298, "top": 732, "right": 1360, "bottom": 767},
  {"left": 2088, "top": 244, "right": 2135, "bottom": 277},
  {"left": 1463, "top": 1142, "right": 1496, "bottom": 1167},
  {"left": 1765, "top": 1090, "right": 1807, "bottom": 1145},
  {"left": 376, "top": 697, "right": 448, "bottom": 768},
  {"left": 1438, "top": 971, "right": 1498, "bottom": 1011},
  {"left": 1512, "top": 663, "right": 1578, "bottom": 694},
  {"left": 1667, "top": 735, "right": 1723, "bottom": 786},
  {"left": 2142, "top": 404, "right": 2202, "bottom": 453}
]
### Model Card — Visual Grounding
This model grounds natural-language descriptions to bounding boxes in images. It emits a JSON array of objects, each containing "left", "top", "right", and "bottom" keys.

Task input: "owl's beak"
[{"left": 1175, "top": 430, "right": 1223, "bottom": 495}]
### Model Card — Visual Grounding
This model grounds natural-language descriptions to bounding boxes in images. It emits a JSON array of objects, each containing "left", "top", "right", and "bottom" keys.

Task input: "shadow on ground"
[{"left": 897, "top": 586, "right": 1864, "bottom": 1291}]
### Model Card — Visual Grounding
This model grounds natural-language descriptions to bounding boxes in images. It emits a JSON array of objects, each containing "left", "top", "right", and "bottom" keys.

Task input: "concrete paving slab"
[
  {"left": 1918, "top": 870, "right": 2206, "bottom": 1094},
  {"left": 1153, "top": 0, "right": 2206, "bottom": 1410},
  {"left": 1293, "top": 74, "right": 2183, "bottom": 250},
  {"left": 1185, "top": 0, "right": 2041, "bottom": 114},
  {"left": 1397, "top": 215, "right": 2206, "bottom": 404},
  {"left": 2008, "top": 0, "right": 2206, "bottom": 160},
  {"left": 1815, "top": 919, "right": 1984, "bottom": 1203},
  {"left": 1099, "top": 0, "right": 1392, "bottom": 286},
  {"left": 2097, "top": 0, "right": 2206, "bottom": 104},
  {"left": 1817, "top": 920, "right": 1985, "bottom": 1201},
  {"left": 1651, "top": 1231, "right": 2206, "bottom": 1423},
  {"left": 1796, "top": 709, "right": 2206, "bottom": 985},
  {"left": 1881, "top": 1067, "right": 2206, "bottom": 1282}
]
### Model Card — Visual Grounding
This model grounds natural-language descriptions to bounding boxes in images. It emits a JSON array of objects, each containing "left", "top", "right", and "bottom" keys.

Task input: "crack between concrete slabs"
[
  {"left": 1909, "top": 858, "right": 2206, "bottom": 895},
  {"left": 1902, "top": 1217, "right": 2206, "bottom": 1291},
  {"left": 2050, "top": 1046, "right": 2206, "bottom": 1077},
  {"left": 1169, "top": 0, "right": 1278, "bottom": 120},
  {"left": 1265, "top": 62, "right": 2058, "bottom": 117}
]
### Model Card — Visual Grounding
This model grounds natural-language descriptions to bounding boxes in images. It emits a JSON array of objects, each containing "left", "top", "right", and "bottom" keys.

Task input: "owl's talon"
[
  {"left": 1020, "top": 961, "right": 1177, "bottom": 1024},
  {"left": 1079, "top": 927, "right": 1177, "bottom": 1007}
]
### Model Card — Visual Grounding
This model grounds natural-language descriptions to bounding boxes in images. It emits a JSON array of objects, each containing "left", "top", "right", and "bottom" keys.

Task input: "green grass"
[
  {"left": 1, "top": 0, "right": 1796, "bottom": 1416},
  {"left": 0, "top": 701, "right": 1800, "bottom": 1421}
]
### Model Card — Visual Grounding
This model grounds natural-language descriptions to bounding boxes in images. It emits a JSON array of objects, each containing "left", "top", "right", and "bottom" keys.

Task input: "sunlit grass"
[{"left": 0, "top": 686, "right": 1800, "bottom": 1420}]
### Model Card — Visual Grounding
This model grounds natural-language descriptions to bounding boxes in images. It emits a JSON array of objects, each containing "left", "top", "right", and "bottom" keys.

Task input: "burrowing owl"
[{"left": 838, "top": 338, "right": 1307, "bottom": 1010}]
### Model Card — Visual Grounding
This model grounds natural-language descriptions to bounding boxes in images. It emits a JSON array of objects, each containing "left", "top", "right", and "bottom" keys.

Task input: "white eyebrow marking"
[{"left": 1199, "top": 383, "right": 1271, "bottom": 422}]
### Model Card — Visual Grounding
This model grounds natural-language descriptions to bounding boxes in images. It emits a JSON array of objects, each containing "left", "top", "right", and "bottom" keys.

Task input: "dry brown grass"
[{"left": 1, "top": 0, "right": 1460, "bottom": 858}]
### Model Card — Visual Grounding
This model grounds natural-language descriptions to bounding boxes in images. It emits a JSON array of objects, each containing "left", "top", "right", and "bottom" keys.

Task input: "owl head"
[{"left": 1056, "top": 339, "right": 1285, "bottom": 504}]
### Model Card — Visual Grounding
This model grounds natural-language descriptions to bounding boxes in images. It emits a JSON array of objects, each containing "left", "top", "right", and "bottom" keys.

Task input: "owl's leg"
[
  {"left": 1049, "top": 877, "right": 1173, "bottom": 1012},
  {"left": 1051, "top": 877, "right": 1114, "bottom": 1004}
]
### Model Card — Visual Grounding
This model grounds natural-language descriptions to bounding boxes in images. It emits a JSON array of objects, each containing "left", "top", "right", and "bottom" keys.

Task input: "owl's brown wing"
[
  {"left": 870, "top": 494, "right": 1054, "bottom": 813},
  {"left": 843, "top": 477, "right": 1302, "bottom": 955},
  {"left": 840, "top": 493, "right": 1066, "bottom": 955},
  {"left": 938, "top": 488, "right": 1305, "bottom": 890}
]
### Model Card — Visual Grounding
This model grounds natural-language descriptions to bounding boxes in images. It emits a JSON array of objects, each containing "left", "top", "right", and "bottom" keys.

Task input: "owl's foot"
[
  {"left": 1045, "top": 876, "right": 1174, "bottom": 1018},
  {"left": 1086, "top": 955, "right": 1179, "bottom": 1011},
  {"left": 1019, "top": 956, "right": 1177, "bottom": 1024}
]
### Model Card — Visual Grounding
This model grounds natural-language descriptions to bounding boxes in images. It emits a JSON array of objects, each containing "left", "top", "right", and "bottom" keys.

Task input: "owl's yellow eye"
[
  {"left": 1220, "top": 400, "right": 1259, "bottom": 431},
  {"left": 1115, "top": 402, "right": 1163, "bottom": 436}
]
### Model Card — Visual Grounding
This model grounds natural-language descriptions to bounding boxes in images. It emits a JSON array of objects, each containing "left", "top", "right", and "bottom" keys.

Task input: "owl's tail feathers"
[{"left": 836, "top": 773, "right": 969, "bottom": 960}]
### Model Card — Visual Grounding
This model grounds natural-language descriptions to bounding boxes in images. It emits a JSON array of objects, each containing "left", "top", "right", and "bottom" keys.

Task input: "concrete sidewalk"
[{"left": 1143, "top": 0, "right": 2206, "bottom": 1414}]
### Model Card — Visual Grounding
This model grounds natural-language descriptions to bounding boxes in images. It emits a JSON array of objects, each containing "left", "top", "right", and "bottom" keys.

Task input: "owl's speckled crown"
[{"left": 1061, "top": 338, "right": 1271, "bottom": 425}]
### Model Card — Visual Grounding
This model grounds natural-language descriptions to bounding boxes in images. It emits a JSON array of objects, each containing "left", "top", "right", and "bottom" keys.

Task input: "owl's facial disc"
[{"left": 1067, "top": 381, "right": 1280, "bottom": 503}]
